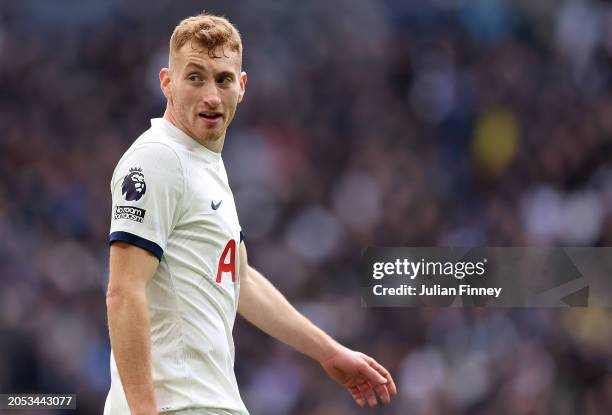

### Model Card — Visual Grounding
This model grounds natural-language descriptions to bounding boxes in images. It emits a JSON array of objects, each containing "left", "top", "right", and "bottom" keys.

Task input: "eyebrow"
[
  {"left": 185, "top": 62, "right": 207, "bottom": 72},
  {"left": 216, "top": 71, "right": 235, "bottom": 79},
  {"left": 185, "top": 63, "right": 235, "bottom": 79}
]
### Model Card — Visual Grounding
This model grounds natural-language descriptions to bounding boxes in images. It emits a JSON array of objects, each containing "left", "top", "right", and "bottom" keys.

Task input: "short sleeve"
[{"left": 109, "top": 143, "right": 184, "bottom": 260}]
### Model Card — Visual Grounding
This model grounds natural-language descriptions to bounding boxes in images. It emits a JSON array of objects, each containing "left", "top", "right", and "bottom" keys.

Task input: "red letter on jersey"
[{"left": 216, "top": 239, "right": 237, "bottom": 283}]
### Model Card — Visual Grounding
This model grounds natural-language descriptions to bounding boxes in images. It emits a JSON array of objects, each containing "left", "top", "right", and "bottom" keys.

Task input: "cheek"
[
  {"left": 174, "top": 85, "right": 194, "bottom": 103},
  {"left": 174, "top": 89, "right": 198, "bottom": 114},
  {"left": 224, "top": 89, "right": 240, "bottom": 111}
]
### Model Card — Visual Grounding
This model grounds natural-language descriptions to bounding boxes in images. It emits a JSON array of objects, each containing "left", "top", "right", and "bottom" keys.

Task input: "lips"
[{"left": 198, "top": 112, "right": 222, "bottom": 120}]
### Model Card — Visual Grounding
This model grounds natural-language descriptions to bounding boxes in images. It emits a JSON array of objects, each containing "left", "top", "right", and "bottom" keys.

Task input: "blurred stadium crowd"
[{"left": 1, "top": 0, "right": 612, "bottom": 413}]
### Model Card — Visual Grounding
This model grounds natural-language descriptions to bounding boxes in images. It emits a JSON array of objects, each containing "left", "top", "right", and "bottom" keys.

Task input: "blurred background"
[{"left": 1, "top": 0, "right": 612, "bottom": 413}]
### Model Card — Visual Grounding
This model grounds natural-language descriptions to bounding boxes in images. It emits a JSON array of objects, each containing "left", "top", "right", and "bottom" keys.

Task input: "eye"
[
  {"left": 217, "top": 75, "right": 233, "bottom": 85},
  {"left": 188, "top": 74, "right": 202, "bottom": 82}
]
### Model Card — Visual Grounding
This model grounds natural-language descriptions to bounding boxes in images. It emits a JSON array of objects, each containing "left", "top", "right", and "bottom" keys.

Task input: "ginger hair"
[{"left": 169, "top": 12, "right": 242, "bottom": 69}]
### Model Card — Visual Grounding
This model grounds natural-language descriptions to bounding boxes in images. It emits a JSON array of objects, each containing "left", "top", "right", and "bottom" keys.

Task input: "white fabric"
[{"left": 104, "top": 118, "right": 248, "bottom": 415}]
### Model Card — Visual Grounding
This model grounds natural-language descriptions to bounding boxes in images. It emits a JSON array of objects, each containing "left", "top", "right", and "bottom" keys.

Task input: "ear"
[
  {"left": 160, "top": 68, "right": 172, "bottom": 99},
  {"left": 238, "top": 71, "right": 247, "bottom": 103}
]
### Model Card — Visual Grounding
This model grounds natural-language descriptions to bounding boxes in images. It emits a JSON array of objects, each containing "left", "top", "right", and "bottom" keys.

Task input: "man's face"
[{"left": 161, "top": 42, "right": 246, "bottom": 148}]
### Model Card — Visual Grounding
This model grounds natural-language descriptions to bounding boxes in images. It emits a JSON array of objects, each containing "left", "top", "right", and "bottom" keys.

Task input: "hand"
[{"left": 320, "top": 347, "right": 398, "bottom": 407}]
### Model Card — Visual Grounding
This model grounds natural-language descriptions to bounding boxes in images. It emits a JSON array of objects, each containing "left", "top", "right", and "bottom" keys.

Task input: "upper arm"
[
  {"left": 109, "top": 142, "right": 184, "bottom": 261},
  {"left": 107, "top": 242, "right": 159, "bottom": 298},
  {"left": 107, "top": 142, "right": 183, "bottom": 298}
]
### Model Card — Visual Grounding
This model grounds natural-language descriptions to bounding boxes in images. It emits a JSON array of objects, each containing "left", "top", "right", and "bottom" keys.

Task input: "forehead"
[{"left": 174, "top": 42, "right": 241, "bottom": 73}]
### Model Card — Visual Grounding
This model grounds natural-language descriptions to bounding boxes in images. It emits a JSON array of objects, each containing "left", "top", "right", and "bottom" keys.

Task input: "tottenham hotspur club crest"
[{"left": 122, "top": 167, "right": 147, "bottom": 201}]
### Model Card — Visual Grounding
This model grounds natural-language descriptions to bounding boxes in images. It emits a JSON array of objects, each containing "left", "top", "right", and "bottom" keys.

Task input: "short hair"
[{"left": 169, "top": 12, "right": 242, "bottom": 69}]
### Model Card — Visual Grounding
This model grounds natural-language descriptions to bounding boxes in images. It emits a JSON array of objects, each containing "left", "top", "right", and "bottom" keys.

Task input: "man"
[{"left": 105, "top": 12, "right": 396, "bottom": 415}]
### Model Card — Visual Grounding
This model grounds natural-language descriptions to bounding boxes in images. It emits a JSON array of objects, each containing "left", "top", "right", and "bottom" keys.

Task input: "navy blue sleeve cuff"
[
  {"left": 240, "top": 230, "right": 245, "bottom": 243},
  {"left": 109, "top": 231, "right": 163, "bottom": 260}
]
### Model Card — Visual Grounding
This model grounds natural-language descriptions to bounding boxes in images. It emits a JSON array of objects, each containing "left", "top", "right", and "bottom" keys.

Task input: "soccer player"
[{"left": 104, "top": 12, "right": 397, "bottom": 415}]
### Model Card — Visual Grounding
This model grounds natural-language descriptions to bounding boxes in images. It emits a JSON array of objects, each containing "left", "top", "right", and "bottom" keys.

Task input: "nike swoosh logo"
[{"left": 211, "top": 200, "right": 222, "bottom": 210}]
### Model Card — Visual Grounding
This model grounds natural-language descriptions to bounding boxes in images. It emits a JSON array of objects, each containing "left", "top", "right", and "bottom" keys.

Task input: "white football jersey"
[{"left": 104, "top": 118, "right": 248, "bottom": 415}]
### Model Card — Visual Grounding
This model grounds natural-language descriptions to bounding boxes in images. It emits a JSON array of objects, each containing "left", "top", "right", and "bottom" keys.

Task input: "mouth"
[{"left": 198, "top": 112, "right": 223, "bottom": 122}]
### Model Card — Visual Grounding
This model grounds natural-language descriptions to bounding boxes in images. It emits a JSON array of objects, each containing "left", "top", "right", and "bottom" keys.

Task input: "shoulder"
[
  {"left": 114, "top": 133, "right": 184, "bottom": 176},
  {"left": 128, "top": 129, "right": 184, "bottom": 167},
  {"left": 111, "top": 136, "right": 186, "bottom": 196}
]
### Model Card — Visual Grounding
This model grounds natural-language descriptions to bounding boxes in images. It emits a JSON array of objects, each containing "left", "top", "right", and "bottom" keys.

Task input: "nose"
[{"left": 201, "top": 82, "right": 221, "bottom": 108}]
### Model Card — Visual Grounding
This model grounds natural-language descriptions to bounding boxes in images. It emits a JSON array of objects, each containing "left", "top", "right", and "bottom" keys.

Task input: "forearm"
[
  {"left": 238, "top": 267, "right": 342, "bottom": 362},
  {"left": 107, "top": 290, "right": 157, "bottom": 415}
]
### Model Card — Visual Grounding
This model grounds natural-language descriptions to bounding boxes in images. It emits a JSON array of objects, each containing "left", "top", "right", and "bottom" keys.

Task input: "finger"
[
  {"left": 374, "top": 382, "right": 391, "bottom": 405},
  {"left": 357, "top": 382, "right": 378, "bottom": 407},
  {"left": 364, "top": 356, "right": 398, "bottom": 395},
  {"left": 358, "top": 361, "right": 387, "bottom": 385},
  {"left": 349, "top": 385, "right": 366, "bottom": 407}
]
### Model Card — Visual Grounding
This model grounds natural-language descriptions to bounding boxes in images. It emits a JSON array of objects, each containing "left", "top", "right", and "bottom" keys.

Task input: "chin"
[
  {"left": 202, "top": 132, "right": 223, "bottom": 142},
  {"left": 192, "top": 124, "right": 221, "bottom": 140}
]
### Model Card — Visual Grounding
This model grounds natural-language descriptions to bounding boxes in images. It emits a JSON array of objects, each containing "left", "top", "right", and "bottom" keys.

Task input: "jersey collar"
[{"left": 151, "top": 118, "right": 222, "bottom": 163}]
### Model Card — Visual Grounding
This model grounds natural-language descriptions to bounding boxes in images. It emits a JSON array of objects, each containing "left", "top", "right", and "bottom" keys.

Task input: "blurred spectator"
[{"left": 1, "top": 0, "right": 612, "bottom": 413}]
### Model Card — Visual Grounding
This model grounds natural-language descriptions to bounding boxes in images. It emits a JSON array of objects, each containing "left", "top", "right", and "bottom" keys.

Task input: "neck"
[{"left": 163, "top": 107, "right": 224, "bottom": 153}]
